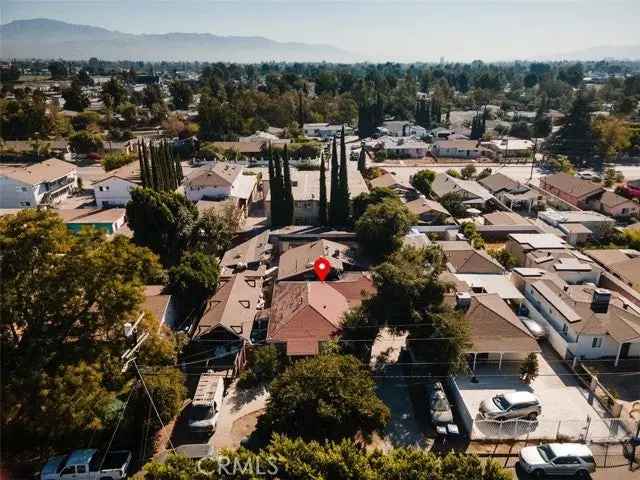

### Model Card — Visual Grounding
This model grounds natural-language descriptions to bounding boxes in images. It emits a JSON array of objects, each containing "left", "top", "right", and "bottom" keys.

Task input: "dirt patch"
[{"left": 230, "top": 408, "right": 265, "bottom": 444}]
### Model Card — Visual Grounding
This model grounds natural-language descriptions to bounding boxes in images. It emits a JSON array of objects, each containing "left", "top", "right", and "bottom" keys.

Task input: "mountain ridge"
[{"left": 0, "top": 18, "right": 359, "bottom": 63}]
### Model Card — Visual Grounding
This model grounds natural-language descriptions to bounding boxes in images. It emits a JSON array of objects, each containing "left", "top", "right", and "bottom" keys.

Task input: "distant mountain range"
[
  {"left": 543, "top": 45, "right": 640, "bottom": 61},
  {"left": 0, "top": 19, "right": 359, "bottom": 63}
]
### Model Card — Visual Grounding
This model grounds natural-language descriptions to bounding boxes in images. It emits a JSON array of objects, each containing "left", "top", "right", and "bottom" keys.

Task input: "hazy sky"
[{"left": 2, "top": 0, "right": 639, "bottom": 62}]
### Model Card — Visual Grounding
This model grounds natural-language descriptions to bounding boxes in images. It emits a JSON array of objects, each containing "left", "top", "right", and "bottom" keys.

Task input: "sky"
[{"left": 1, "top": 0, "right": 639, "bottom": 62}]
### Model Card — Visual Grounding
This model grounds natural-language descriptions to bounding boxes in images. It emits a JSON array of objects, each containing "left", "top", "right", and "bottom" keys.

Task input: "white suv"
[{"left": 518, "top": 443, "right": 596, "bottom": 478}]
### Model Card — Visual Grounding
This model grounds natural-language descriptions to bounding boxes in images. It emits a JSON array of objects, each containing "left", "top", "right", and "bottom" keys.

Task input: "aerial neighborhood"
[{"left": 2, "top": 10, "right": 640, "bottom": 480}]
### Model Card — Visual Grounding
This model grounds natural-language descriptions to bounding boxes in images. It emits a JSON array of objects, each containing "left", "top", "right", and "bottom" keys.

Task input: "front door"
[{"left": 620, "top": 342, "right": 631, "bottom": 359}]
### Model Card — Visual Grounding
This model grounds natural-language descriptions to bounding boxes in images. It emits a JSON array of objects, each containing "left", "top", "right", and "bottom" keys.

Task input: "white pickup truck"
[{"left": 40, "top": 449, "right": 131, "bottom": 480}]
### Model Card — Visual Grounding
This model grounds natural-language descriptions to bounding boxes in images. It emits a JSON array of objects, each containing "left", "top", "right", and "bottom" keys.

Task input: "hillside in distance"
[{"left": 0, "top": 19, "right": 359, "bottom": 63}]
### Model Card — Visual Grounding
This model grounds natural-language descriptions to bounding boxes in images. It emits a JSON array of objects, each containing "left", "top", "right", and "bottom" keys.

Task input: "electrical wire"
[{"left": 98, "top": 384, "right": 136, "bottom": 472}]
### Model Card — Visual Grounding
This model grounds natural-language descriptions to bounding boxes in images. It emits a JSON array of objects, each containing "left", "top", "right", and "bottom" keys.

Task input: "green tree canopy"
[
  {"left": 169, "top": 81, "right": 194, "bottom": 110},
  {"left": 61, "top": 79, "right": 90, "bottom": 112},
  {"left": 256, "top": 354, "right": 390, "bottom": 443},
  {"left": 169, "top": 251, "right": 219, "bottom": 313},
  {"left": 410, "top": 169, "right": 436, "bottom": 196},
  {"left": 355, "top": 198, "right": 415, "bottom": 260}
]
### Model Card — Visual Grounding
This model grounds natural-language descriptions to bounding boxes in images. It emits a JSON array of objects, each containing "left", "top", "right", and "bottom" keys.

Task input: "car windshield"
[
  {"left": 493, "top": 395, "right": 511, "bottom": 411},
  {"left": 580, "top": 455, "right": 595, "bottom": 464},
  {"left": 432, "top": 396, "right": 449, "bottom": 412},
  {"left": 190, "top": 405, "right": 213, "bottom": 421},
  {"left": 537, "top": 445, "right": 555, "bottom": 462}
]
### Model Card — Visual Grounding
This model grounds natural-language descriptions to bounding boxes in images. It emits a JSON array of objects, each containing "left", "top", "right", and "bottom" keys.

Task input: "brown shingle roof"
[
  {"left": 143, "top": 285, "right": 172, "bottom": 324},
  {"left": 277, "top": 239, "right": 355, "bottom": 281},
  {"left": 1, "top": 158, "right": 76, "bottom": 185},
  {"left": 328, "top": 273, "right": 376, "bottom": 308},
  {"left": 191, "top": 274, "right": 262, "bottom": 342},
  {"left": 187, "top": 162, "right": 242, "bottom": 188},
  {"left": 478, "top": 172, "right": 520, "bottom": 193},
  {"left": 438, "top": 240, "right": 505, "bottom": 274},
  {"left": 268, "top": 282, "right": 349, "bottom": 355},
  {"left": 93, "top": 161, "right": 140, "bottom": 185},
  {"left": 405, "top": 198, "right": 451, "bottom": 217},
  {"left": 541, "top": 172, "right": 604, "bottom": 199},
  {"left": 465, "top": 294, "right": 540, "bottom": 353},
  {"left": 369, "top": 172, "right": 401, "bottom": 189},
  {"left": 210, "top": 141, "right": 264, "bottom": 154},
  {"left": 483, "top": 211, "right": 530, "bottom": 226},
  {"left": 600, "top": 191, "right": 636, "bottom": 209}
]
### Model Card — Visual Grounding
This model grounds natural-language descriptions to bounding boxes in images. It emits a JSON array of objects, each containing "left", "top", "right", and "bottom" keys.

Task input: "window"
[
  {"left": 76, "top": 466, "right": 86, "bottom": 474},
  {"left": 554, "top": 457, "right": 579, "bottom": 465},
  {"left": 60, "top": 466, "right": 75, "bottom": 475},
  {"left": 562, "top": 324, "right": 568, "bottom": 334},
  {"left": 19, "top": 201, "right": 31, "bottom": 206},
  {"left": 592, "top": 337, "right": 602, "bottom": 348},
  {"left": 16, "top": 186, "right": 28, "bottom": 192}
]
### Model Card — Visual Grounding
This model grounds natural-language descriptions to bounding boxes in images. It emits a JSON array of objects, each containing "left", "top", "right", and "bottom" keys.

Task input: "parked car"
[
  {"left": 41, "top": 449, "right": 131, "bottom": 480},
  {"left": 429, "top": 382, "right": 454, "bottom": 425},
  {"left": 518, "top": 316, "right": 547, "bottom": 339},
  {"left": 188, "top": 371, "right": 224, "bottom": 434},
  {"left": 518, "top": 443, "right": 596, "bottom": 478},
  {"left": 479, "top": 392, "right": 541, "bottom": 421}
]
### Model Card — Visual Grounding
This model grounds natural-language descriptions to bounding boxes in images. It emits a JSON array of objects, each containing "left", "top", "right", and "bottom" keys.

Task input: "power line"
[
  {"left": 98, "top": 384, "right": 136, "bottom": 472},
  {"left": 132, "top": 359, "right": 176, "bottom": 453}
]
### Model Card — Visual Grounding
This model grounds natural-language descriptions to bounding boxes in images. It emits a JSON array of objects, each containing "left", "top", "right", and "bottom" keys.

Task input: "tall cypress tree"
[
  {"left": 273, "top": 147, "right": 286, "bottom": 227},
  {"left": 319, "top": 152, "right": 328, "bottom": 226},
  {"left": 337, "top": 126, "right": 350, "bottom": 225},
  {"left": 357, "top": 144, "right": 366, "bottom": 173},
  {"left": 328, "top": 135, "right": 340, "bottom": 225},
  {"left": 282, "top": 144, "right": 294, "bottom": 225}
]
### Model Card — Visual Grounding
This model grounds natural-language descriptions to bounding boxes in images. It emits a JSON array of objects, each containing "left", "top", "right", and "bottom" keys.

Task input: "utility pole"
[{"left": 529, "top": 138, "right": 538, "bottom": 182}]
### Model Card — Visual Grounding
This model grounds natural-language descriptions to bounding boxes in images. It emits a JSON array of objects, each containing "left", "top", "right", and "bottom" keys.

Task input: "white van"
[{"left": 188, "top": 371, "right": 224, "bottom": 434}]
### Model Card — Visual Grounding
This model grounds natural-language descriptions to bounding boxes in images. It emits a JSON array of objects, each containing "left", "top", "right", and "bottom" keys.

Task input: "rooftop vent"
[{"left": 591, "top": 288, "right": 611, "bottom": 314}]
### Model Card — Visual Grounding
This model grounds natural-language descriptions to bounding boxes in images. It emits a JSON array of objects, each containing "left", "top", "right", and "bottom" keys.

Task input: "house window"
[
  {"left": 562, "top": 324, "right": 568, "bottom": 334},
  {"left": 16, "top": 186, "right": 28, "bottom": 192},
  {"left": 592, "top": 337, "right": 602, "bottom": 348},
  {"left": 19, "top": 201, "right": 31, "bottom": 206}
]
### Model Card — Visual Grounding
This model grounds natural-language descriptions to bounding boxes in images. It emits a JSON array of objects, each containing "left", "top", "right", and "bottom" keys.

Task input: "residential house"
[
  {"left": 303, "top": 123, "right": 353, "bottom": 139},
  {"left": 584, "top": 249, "right": 640, "bottom": 292},
  {"left": 277, "top": 239, "right": 358, "bottom": 281},
  {"left": 185, "top": 163, "right": 258, "bottom": 215},
  {"left": 478, "top": 172, "right": 539, "bottom": 211},
  {"left": 431, "top": 173, "right": 494, "bottom": 209},
  {"left": 190, "top": 274, "right": 264, "bottom": 364},
  {"left": 373, "top": 136, "right": 429, "bottom": 159},
  {"left": 537, "top": 209, "right": 615, "bottom": 244},
  {"left": 406, "top": 197, "right": 452, "bottom": 224},
  {"left": 522, "top": 249, "right": 602, "bottom": 285},
  {"left": 482, "top": 211, "right": 531, "bottom": 226},
  {"left": 438, "top": 240, "right": 505, "bottom": 274},
  {"left": 1, "top": 139, "right": 71, "bottom": 161},
  {"left": 516, "top": 271, "right": 640, "bottom": 364},
  {"left": 483, "top": 138, "right": 535, "bottom": 159},
  {"left": 208, "top": 141, "right": 265, "bottom": 160},
  {"left": 380, "top": 121, "right": 427, "bottom": 138},
  {"left": 0, "top": 158, "right": 77, "bottom": 208},
  {"left": 196, "top": 199, "right": 246, "bottom": 227},
  {"left": 463, "top": 293, "right": 540, "bottom": 370},
  {"left": 264, "top": 168, "right": 368, "bottom": 225},
  {"left": 92, "top": 162, "right": 141, "bottom": 208},
  {"left": 266, "top": 281, "right": 351, "bottom": 356},
  {"left": 219, "top": 230, "right": 272, "bottom": 277},
  {"left": 55, "top": 208, "right": 127, "bottom": 235},
  {"left": 505, "top": 233, "right": 571, "bottom": 266},
  {"left": 431, "top": 139, "right": 491, "bottom": 159},
  {"left": 143, "top": 285, "right": 178, "bottom": 329},
  {"left": 368, "top": 172, "right": 415, "bottom": 198},
  {"left": 539, "top": 173, "right": 605, "bottom": 209},
  {"left": 595, "top": 191, "right": 640, "bottom": 218}
]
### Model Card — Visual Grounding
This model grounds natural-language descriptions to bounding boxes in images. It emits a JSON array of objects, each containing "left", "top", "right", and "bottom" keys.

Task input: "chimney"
[
  {"left": 456, "top": 292, "right": 471, "bottom": 310},
  {"left": 591, "top": 288, "right": 611, "bottom": 313}
]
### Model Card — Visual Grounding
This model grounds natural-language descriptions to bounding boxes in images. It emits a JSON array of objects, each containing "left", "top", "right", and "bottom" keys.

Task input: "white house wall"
[{"left": 94, "top": 177, "right": 138, "bottom": 208}]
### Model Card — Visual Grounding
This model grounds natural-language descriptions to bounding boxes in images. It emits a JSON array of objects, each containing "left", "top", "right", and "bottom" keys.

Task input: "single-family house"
[
  {"left": 220, "top": 230, "right": 272, "bottom": 277},
  {"left": 517, "top": 271, "right": 640, "bottom": 364},
  {"left": 368, "top": 172, "right": 415, "bottom": 197},
  {"left": 190, "top": 274, "right": 264, "bottom": 363},
  {"left": 537, "top": 209, "right": 615, "bottom": 244},
  {"left": 431, "top": 173, "right": 494, "bottom": 209},
  {"left": 92, "top": 162, "right": 141, "bottom": 208},
  {"left": 483, "top": 138, "right": 534, "bottom": 159},
  {"left": 482, "top": 211, "right": 531, "bottom": 226},
  {"left": 185, "top": 163, "right": 258, "bottom": 212},
  {"left": 522, "top": 249, "right": 602, "bottom": 285},
  {"left": 303, "top": 123, "right": 353, "bottom": 139},
  {"left": 584, "top": 249, "right": 640, "bottom": 291},
  {"left": 143, "top": 285, "right": 178, "bottom": 329},
  {"left": 505, "top": 233, "right": 571, "bottom": 266},
  {"left": 539, "top": 173, "right": 605, "bottom": 209},
  {"left": 277, "top": 239, "right": 358, "bottom": 281},
  {"left": 406, "top": 197, "right": 452, "bottom": 224},
  {"left": 374, "top": 136, "right": 429, "bottom": 159},
  {"left": 438, "top": 240, "right": 505, "bottom": 274},
  {"left": 55, "top": 208, "right": 127, "bottom": 234},
  {"left": 595, "top": 191, "right": 640, "bottom": 218},
  {"left": 267, "top": 281, "right": 348, "bottom": 356},
  {"left": 0, "top": 158, "right": 78, "bottom": 208},
  {"left": 431, "top": 139, "right": 491, "bottom": 159},
  {"left": 478, "top": 172, "right": 539, "bottom": 211},
  {"left": 380, "top": 121, "right": 427, "bottom": 138}
]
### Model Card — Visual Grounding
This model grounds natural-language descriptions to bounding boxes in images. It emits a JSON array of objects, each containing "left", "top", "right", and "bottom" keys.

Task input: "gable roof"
[
  {"left": 191, "top": 274, "right": 262, "bottom": 342},
  {"left": 431, "top": 173, "right": 494, "bottom": 202},
  {"left": 277, "top": 239, "right": 355, "bottom": 281},
  {"left": 508, "top": 233, "right": 569, "bottom": 250},
  {"left": 268, "top": 282, "right": 350, "bottom": 354},
  {"left": 1, "top": 158, "right": 76, "bottom": 186},
  {"left": 406, "top": 198, "right": 451, "bottom": 217},
  {"left": 541, "top": 172, "right": 604, "bottom": 199},
  {"left": 369, "top": 172, "right": 402, "bottom": 189},
  {"left": 93, "top": 161, "right": 140, "bottom": 185},
  {"left": 220, "top": 230, "right": 271, "bottom": 274},
  {"left": 438, "top": 240, "right": 505, "bottom": 274},
  {"left": 600, "top": 191, "right": 637, "bottom": 209},
  {"left": 483, "top": 211, "right": 530, "bottom": 226},
  {"left": 478, "top": 172, "right": 521, "bottom": 193},
  {"left": 465, "top": 294, "right": 540, "bottom": 353},
  {"left": 187, "top": 162, "right": 242, "bottom": 188},
  {"left": 143, "top": 285, "right": 172, "bottom": 325},
  {"left": 328, "top": 273, "right": 376, "bottom": 308}
]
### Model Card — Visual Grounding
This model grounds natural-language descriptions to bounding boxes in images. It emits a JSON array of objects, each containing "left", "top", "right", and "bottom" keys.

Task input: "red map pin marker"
[{"left": 313, "top": 257, "right": 331, "bottom": 282}]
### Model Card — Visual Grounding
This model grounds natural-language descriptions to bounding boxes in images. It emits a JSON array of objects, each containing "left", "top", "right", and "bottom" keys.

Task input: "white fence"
[{"left": 471, "top": 418, "right": 630, "bottom": 442}]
